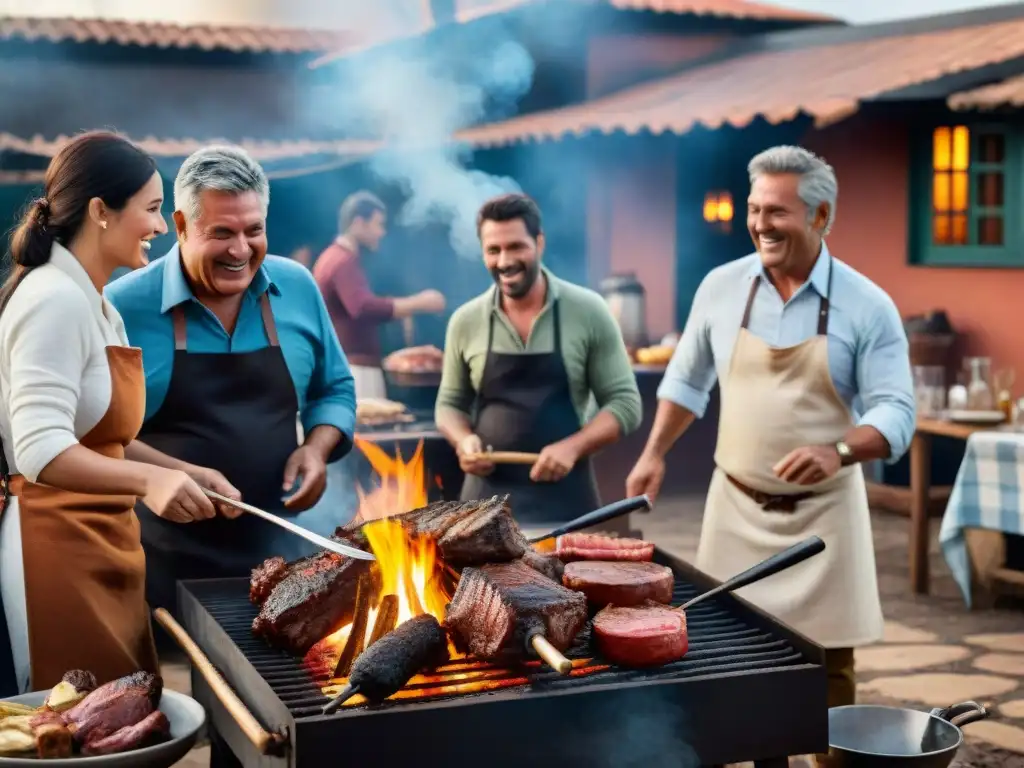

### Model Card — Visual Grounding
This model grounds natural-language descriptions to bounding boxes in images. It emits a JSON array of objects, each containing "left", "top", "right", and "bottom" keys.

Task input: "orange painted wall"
[
  {"left": 584, "top": 34, "right": 733, "bottom": 340},
  {"left": 805, "top": 114, "right": 1024, "bottom": 379}
]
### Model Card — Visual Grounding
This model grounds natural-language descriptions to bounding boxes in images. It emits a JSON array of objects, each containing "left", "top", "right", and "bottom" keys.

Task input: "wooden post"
[{"left": 909, "top": 431, "right": 933, "bottom": 594}]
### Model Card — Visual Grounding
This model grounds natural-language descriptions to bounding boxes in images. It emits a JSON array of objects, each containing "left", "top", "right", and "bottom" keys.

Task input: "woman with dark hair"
[{"left": 0, "top": 131, "right": 241, "bottom": 695}]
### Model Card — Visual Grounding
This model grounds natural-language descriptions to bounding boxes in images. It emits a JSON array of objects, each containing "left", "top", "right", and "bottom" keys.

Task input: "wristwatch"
[{"left": 835, "top": 440, "right": 855, "bottom": 467}]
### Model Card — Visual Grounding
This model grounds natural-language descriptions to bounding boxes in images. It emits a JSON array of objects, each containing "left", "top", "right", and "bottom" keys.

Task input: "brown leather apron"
[{"left": 8, "top": 345, "right": 158, "bottom": 690}]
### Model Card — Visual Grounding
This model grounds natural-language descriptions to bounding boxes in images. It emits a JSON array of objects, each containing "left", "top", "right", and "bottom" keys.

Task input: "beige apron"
[{"left": 697, "top": 259, "right": 883, "bottom": 648}]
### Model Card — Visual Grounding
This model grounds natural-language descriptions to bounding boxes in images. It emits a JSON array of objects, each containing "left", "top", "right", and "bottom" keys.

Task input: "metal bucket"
[{"left": 828, "top": 701, "right": 987, "bottom": 768}]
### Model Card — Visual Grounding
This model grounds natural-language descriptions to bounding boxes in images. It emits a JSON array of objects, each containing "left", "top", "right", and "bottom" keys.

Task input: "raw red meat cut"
[
  {"left": 555, "top": 533, "right": 654, "bottom": 563},
  {"left": 592, "top": 601, "right": 688, "bottom": 667},
  {"left": 562, "top": 561, "right": 673, "bottom": 607}
]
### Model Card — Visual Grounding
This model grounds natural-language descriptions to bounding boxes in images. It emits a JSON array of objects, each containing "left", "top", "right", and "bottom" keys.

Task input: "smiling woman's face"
[{"left": 174, "top": 189, "right": 267, "bottom": 298}]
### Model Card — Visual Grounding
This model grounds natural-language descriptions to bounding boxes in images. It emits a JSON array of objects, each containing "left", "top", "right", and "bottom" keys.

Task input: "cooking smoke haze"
[{"left": 307, "top": 2, "right": 537, "bottom": 259}]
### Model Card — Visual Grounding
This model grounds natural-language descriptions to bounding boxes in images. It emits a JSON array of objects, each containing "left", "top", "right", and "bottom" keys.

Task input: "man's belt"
[{"left": 726, "top": 474, "right": 815, "bottom": 513}]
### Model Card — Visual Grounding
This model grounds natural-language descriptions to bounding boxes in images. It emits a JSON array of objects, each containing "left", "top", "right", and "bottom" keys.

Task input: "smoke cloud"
[{"left": 311, "top": 10, "right": 536, "bottom": 258}]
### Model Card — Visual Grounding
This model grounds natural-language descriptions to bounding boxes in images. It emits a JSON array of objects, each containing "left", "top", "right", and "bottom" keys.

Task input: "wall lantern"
[{"left": 703, "top": 191, "right": 734, "bottom": 233}]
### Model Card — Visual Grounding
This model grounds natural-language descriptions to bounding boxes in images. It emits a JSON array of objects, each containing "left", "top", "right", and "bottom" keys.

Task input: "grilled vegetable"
[{"left": 0, "top": 701, "right": 36, "bottom": 720}]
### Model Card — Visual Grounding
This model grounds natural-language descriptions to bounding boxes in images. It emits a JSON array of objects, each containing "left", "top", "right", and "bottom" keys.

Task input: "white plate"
[
  {"left": 948, "top": 410, "right": 1005, "bottom": 424},
  {"left": 0, "top": 689, "right": 205, "bottom": 767}
]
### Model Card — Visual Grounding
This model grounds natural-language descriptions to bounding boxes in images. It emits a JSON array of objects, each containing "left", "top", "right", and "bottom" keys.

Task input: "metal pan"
[
  {"left": 0, "top": 688, "right": 205, "bottom": 768},
  {"left": 828, "top": 700, "right": 988, "bottom": 768}
]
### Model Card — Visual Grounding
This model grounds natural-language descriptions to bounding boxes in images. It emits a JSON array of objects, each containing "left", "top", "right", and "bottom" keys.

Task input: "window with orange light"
[{"left": 926, "top": 124, "right": 1013, "bottom": 259}]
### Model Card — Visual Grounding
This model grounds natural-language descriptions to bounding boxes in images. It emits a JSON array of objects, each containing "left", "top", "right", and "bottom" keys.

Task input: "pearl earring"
[{"left": 100, "top": 221, "right": 108, "bottom": 230}]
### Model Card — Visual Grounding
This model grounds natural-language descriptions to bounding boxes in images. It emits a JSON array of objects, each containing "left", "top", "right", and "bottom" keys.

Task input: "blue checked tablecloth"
[{"left": 940, "top": 430, "right": 1024, "bottom": 606}]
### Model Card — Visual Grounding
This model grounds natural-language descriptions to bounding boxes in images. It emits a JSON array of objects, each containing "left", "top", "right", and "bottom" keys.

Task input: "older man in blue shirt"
[
  {"left": 626, "top": 146, "right": 914, "bottom": 753},
  {"left": 105, "top": 145, "right": 357, "bottom": 620}
]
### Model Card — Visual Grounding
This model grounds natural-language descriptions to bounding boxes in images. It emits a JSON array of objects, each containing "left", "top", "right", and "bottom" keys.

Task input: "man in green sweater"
[{"left": 435, "top": 193, "right": 642, "bottom": 524}]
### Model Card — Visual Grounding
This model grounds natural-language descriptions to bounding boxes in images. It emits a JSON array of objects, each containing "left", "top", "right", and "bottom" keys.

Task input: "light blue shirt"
[
  {"left": 657, "top": 245, "right": 916, "bottom": 462},
  {"left": 104, "top": 246, "right": 356, "bottom": 459}
]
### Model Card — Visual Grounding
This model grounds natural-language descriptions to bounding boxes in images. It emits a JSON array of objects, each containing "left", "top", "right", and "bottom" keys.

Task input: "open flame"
[{"left": 305, "top": 438, "right": 456, "bottom": 693}]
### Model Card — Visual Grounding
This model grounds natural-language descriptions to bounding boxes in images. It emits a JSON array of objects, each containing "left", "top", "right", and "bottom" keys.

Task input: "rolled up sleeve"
[
  {"left": 302, "top": 290, "right": 357, "bottom": 463},
  {"left": 855, "top": 298, "right": 916, "bottom": 462},
  {"left": 587, "top": 305, "right": 642, "bottom": 435},
  {"left": 656, "top": 279, "right": 718, "bottom": 417},
  {"left": 435, "top": 310, "right": 475, "bottom": 420},
  {"left": 3, "top": 286, "right": 90, "bottom": 482}
]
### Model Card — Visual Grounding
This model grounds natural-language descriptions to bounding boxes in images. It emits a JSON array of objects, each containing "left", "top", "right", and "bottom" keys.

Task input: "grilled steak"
[
  {"left": 520, "top": 549, "right": 565, "bottom": 582},
  {"left": 562, "top": 561, "right": 674, "bottom": 607},
  {"left": 81, "top": 710, "right": 170, "bottom": 756},
  {"left": 592, "top": 601, "right": 688, "bottom": 667},
  {"left": 338, "top": 495, "right": 526, "bottom": 566},
  {"left": 252, "top": 551, "right": 375, "bottom": 655},
  {"left": 250, "top": 556, "right": 290, "bottom": 606},
  {"left": 556, "top": 533, "right": 654, "bottom": 563},
  {"left": 445, "top": 561, "right": 587, "bottom": 660},
  {"left": 62, "top": 671, "right": 162, "bottom": 745}
]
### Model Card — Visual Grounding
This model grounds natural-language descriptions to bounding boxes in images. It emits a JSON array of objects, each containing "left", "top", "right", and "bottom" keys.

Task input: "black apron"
[
  {"left": 136, "top": 293, "right": 305, "bottom": 617},
  {"left": 460, "top": 297, "right": 600, "bottom": 525}
]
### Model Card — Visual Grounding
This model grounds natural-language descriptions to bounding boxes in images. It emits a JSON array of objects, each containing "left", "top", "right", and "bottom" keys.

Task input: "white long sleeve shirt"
[{"left": 0, "top": 243, "right": 130, "bottom": 482}]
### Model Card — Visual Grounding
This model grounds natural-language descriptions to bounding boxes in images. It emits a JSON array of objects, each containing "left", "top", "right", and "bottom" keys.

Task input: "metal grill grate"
[{"left": 194, "top": 573, "right": 811, "bottom": 719}]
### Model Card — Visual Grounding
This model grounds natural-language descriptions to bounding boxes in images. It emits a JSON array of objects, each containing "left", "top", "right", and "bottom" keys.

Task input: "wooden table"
[{"left": 910, "top": 417, "right": 1001, "bottom": 594}]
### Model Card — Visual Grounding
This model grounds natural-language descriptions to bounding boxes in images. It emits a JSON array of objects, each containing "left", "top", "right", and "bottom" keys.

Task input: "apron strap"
[
  {"left": 740, "top": 254, "right": 834, "bottom": 335},
  {"left": 171, "top": 293, "right": 280, "bottom": 352},
  {"left": 740, "top": 276, "right": 760, "bottom": 330},
  {"left": 817, "top": 255, "right": 834, "bottom": 336}
]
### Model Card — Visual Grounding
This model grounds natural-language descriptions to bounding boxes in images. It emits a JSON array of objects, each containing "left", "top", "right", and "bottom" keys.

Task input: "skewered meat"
[
  {"left": 62, "top": 671, "right": 162, "bottom": 746},
  {"left": 81, "top": 710, "right": 170, "bottom": 756},
  {"left": 445, "top": 561, "right": 587, "bottom": 661},
  {"left": 562, "top": 561, "right": 674, "bottom": 607},
  {"left": 252, "top": 551, "right": 376, "bottom": 655},
  {"left": 592, "top": 601, "right": 688, "bottom": 667},
  {"left": 520, "top": 549, "right": 565, "bottom": 582},
  {"left": 345, "top": 615, "right": 449, "bottom": 703},
  {"left": 556, "top": 533, "right": 654, "bottom": 563},
  {"left": 338, "top": 495, "right": 526, "bottom": 567}
]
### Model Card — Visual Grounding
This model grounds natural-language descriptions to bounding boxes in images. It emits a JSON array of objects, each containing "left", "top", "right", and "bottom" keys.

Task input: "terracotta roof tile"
[
  {"left": 949, "top": 74, "right": 1024, "bottom": 110},
  {"left": 454, "top": 17, "right": 1024, "bottom": 146},
  {"left": 0, "top": 15, "right": 358, "bottom": 54},
  {"left": 311, "top": 0, "right": 835, "bottom": 67},
  {"left": 0, "top": 133, "right": 381, "bottom": 161},
  {"left": 596, "top": 0, "right": 836, "bottom": 22}
]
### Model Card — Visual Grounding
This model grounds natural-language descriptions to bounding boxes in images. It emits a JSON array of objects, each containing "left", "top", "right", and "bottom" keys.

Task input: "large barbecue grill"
[{"left": 171, "top": 547, "right": 827, "bottom": 768}]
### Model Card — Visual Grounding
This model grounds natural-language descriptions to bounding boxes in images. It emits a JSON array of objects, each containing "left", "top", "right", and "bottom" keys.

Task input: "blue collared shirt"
[
  {"left": 104, "top": 246, "right": 356, "bottom": 460},
  {"left": 657, "top": 245, "right": 916, "bottom": 462}
]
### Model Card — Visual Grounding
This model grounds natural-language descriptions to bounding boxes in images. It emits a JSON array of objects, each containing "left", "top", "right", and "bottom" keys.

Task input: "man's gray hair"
[
  {"left": 748, "top": 145, "right": 837, "bottom": 235},
  {"left": 174, "top": 145, "right": 270, "bottom": 222}
]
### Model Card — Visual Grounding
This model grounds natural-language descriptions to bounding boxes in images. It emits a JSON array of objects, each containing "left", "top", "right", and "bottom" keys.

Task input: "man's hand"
[
  {"left": 185, "top": 464, "right": 243, "bottom": 519},
  {"left": 625, "top": 451, "right": 665, "bottom": 505},
  {"left": 530, "top": 440, "right": 579, "bottom": 483},
  {"left": 457, "top": 435, "right": 494, "bottom": 477},
  {"left": 282, "top": 445, "right": 328, "bottom": 511},
  {"left": 773, "top": 445, "right": 842, "bottom": 486}
]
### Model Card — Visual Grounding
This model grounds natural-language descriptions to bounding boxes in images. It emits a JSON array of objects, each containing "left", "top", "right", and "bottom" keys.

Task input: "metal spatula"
[{"left": 202, "top": 488, "right": 376, "bottom": 561}]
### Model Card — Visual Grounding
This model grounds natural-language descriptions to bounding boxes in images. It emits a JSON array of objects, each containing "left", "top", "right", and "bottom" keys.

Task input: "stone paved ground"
[
  {"left": 640, "top": 499, "right": 1024, "bottom": 767},
  {"left": 165, "top": 502, "right": 1024, "bottom": 767}
]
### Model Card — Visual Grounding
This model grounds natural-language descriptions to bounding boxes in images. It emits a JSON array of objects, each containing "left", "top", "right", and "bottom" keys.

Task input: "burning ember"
[{"left": 305, "top": 439, "right": 457, "bottom": 698}]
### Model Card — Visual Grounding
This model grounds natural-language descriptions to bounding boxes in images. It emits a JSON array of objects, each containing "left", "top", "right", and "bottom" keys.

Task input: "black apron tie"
[
  {"left": 136, "top": 293, "right": 304, "bottom": 618},
  {"left": 460, "top": 295, "right": 600, "bottom": 525}
]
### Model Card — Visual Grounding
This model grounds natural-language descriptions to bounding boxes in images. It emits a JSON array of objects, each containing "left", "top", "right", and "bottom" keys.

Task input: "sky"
[{"left": 0, "top": 0, "right": 1021, "bottom": 26}]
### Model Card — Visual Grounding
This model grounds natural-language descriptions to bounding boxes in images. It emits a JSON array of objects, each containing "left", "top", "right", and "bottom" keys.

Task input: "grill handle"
[{"left": 154, "top": 608, "right": 288, "bottom": 756}]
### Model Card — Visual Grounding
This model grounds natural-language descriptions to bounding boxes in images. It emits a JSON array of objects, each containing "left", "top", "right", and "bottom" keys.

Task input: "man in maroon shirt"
[{"left": 314, "top": 191, "right": 445, "bottom": 398}]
